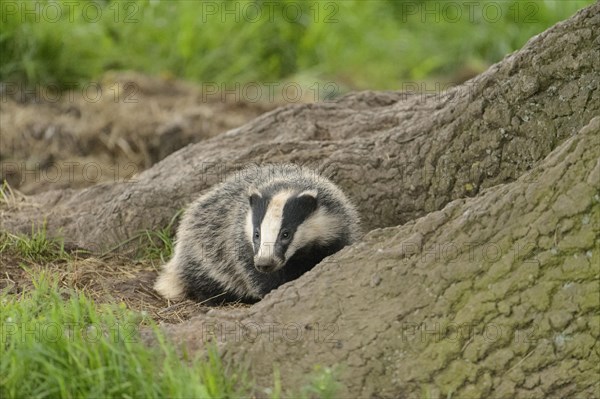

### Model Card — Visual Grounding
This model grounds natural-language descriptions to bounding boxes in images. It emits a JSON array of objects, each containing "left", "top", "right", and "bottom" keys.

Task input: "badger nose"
[
  {"left": 255, "top": 265, "right": 275, "bottom": 273},
  {"left": 254, "top": 259, "right": 277, "bottom": 273}
]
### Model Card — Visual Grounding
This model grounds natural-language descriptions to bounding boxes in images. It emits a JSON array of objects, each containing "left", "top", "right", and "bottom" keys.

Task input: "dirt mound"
[{"left": 1, "top": 72, "right": 278, "bottom": 194}]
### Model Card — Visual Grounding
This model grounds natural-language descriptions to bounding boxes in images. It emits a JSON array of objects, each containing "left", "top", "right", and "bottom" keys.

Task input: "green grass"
[
  {"left": 140, "top": 227, "right": 175, "bottom": 262},
  {"left": 0, "top": 220, "right": 343, "bottom": 398},
  {"left": 0, "top": 272, "right": 248, "bottom": 398},
  {"left": 0, "top": 0, "right": 594, "bottom": 92},
  {"left": 300, "top": 365, "right": 341, "bottom": 399},
  {"left": 95, "top": 209, "right": 181, "bottom": 260},
  {"left": 0, "top": 222, "right": 69, "bottom": 262},
  {"left": 0, "top": 209, "right": 175, "bottom": 263},
  {"left": 138, "top": 209, "right": 182, "bottom": 262},
  {"left": 0, "top": 272, "right": 342, "bottom": 398}
]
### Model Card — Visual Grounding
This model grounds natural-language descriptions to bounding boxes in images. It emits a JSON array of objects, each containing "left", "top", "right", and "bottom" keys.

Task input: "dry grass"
[
  {"left": 0, "top": 246, "right": 249, "bottom": 325},
  {"left": 0, "top": 72, "right": 278, "bottom": 195}
]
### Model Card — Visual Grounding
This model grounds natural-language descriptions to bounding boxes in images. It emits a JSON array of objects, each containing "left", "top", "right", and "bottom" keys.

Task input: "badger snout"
[
  {"left": 255, "top": 263, "right": 277, "bottom": 273},
  {"left": 254, "top": 256, "right": 283, "bottom": 273},
  {"left": 254, "top": 243, "right": 284, "bottom": 273}
]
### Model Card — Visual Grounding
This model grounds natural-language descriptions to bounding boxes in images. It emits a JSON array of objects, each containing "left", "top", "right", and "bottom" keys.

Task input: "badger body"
[{"left": 154, "top": 164, "right": 360, "bottom": 304}]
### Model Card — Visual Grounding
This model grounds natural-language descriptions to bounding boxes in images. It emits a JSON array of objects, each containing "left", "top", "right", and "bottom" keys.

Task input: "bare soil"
[{"left": 1, "top": 71, "right": 278, "bottom": 194}]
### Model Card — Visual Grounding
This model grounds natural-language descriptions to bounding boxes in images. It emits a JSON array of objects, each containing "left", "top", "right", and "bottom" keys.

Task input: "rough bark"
[
  {"left": 1, "top": 5, "right": 598, "bottom": 253},
  {"left": 160, "top": 116, "right": 600, "bottom": 398}
]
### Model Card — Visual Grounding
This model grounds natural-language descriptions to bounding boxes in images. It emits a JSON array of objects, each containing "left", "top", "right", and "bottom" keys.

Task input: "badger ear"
[
  {"left": 248, "top": 188, "right": 261, "bottom": 206},
  {"left": 298, "top": 189, "right": 318, "bottom": 199},
  {"left": 296, "top": 190, "right": 318, "bottom": 213}
]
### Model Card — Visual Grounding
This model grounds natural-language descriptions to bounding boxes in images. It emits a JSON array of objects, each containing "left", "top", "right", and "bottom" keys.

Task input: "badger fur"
[{"left": 154, "top": 163, "right": 360, "bottom": 304}]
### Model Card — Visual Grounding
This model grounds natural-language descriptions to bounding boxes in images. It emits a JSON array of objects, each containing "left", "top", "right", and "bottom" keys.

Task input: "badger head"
[{"left": 246, "top": 188, "right": 338, "bottom": 273}]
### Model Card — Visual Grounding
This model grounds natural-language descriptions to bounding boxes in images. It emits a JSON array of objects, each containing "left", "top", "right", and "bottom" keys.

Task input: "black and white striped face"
[{"left": 246, "top": 188, "right": 338, "bottom": 273}]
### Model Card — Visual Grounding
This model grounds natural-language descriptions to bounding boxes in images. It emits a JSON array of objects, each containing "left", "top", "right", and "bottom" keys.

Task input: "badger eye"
[
  {"left": 281, "top": 231, "right": 289, "bottom": 239},
  {"left": 254, "top": 231, "right": 260, "bottom": 239}
]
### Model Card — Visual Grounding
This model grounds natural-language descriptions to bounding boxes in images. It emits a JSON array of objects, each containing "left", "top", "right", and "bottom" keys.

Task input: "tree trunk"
[
  {"left": 160, "top": 116, "right": 599, "bottom": 398},
  {"left": 1, "top": 5, "right": 597, "bottom": 254}
]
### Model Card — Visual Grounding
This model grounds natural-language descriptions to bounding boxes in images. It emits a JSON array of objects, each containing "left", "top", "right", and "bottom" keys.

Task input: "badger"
[{"left": 154, "top": 163, "right": 360, "bottom": 304}]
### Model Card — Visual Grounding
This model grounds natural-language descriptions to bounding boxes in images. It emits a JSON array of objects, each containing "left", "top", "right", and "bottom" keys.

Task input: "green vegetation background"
[{"left": 0, "top": 0, "right": 594, "bottom": 92}]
